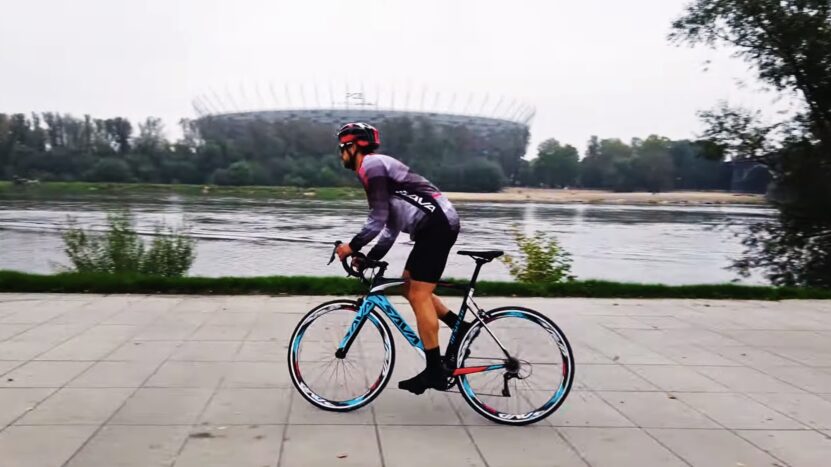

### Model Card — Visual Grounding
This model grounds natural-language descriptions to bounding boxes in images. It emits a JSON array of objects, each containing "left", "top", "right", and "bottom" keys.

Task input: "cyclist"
[{"left": 334, "top": 122, "right": 470, "bottom": 395}]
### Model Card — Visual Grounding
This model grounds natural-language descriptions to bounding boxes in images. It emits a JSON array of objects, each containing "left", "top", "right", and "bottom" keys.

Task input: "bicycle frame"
[{"left": 336, "top": 259, "right": 511, "bottom": 377}]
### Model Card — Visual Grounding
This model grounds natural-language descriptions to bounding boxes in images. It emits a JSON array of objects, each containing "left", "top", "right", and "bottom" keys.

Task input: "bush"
[
  {"left": 501, "top": 228, "right": 575, "bottom": 283},
  {"left": 62, "top": 211, "right": 196, "bottom": 277},
  {"left": 84, "top": 158, "right": 133, "bottom": 182}
]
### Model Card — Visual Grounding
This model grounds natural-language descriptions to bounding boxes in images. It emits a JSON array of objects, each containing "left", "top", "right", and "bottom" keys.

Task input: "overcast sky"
[{"left": 1, "top": 0, "right": 780, "bottom": 155}]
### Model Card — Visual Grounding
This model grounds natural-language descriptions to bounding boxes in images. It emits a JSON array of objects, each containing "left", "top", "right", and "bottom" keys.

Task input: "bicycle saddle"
[{"left": 457, "top": 250, "right": 504, "bottom": 261}]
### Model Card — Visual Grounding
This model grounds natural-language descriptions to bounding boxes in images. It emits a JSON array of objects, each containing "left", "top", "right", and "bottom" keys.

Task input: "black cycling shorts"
[{"left": 405, "top": 212, "right": 458, "bottom": 283}]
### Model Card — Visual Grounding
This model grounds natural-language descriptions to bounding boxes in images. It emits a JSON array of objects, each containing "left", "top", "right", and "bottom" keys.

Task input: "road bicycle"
[{"left": 287, "top": 242, "right": 575, "bottom": 425}]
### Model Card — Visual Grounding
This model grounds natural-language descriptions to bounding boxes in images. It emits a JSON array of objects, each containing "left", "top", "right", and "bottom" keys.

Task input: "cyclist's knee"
[{"left": 406, "top": 288, "right": 428, "bottom": 303}]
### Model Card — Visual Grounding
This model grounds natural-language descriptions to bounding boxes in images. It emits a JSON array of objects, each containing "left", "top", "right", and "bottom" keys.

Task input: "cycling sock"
[
  {"left": 441, "top": 311, "right": 472, "bottom": 336},
  {"left": 440, "top": 311, "right": 460, "bottom": 328},
  {"left": 398, "top": 346, "right": 447, "bottom": 395}
]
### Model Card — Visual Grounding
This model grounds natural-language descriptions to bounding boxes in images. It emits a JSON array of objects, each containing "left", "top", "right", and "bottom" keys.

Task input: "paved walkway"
[{"left": 1, "top": 294, "right": 830, "bottom": 466}]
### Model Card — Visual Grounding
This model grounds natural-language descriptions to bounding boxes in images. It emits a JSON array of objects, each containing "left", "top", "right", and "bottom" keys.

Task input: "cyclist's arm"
[
  {"left": 348, "top": 174, "right": 390, "bottom": 252},
  {"left": 367, "top": 225, "right": 400, "bottom": 260}
]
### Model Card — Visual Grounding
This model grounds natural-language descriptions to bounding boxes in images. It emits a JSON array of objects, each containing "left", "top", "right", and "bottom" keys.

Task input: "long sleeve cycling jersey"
[{"left": 348, "top": 154, "right": 460, "bottom": 260}]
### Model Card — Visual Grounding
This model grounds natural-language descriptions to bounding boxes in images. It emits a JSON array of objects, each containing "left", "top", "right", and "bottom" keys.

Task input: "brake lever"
[{"left": 328, "top": 241, "right": 342, "bottom": 265}]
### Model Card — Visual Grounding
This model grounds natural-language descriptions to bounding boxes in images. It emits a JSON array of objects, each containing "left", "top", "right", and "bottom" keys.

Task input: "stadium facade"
[{"left": 192, "top": 82, "right": 534, "bottom": 139}]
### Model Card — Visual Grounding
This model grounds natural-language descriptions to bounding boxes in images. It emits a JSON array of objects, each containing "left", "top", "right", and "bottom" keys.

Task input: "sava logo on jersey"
[{"left": 394, "top": 190, "right": 437, "bottom": 212}]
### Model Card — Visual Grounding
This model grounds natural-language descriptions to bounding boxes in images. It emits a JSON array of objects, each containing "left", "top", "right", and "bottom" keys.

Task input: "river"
[{"left": 0, "top": 196, "right": 775, "bottom": 284}]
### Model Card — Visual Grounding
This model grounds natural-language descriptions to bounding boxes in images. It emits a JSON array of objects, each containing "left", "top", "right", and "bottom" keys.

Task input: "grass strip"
[{"left": 1, "top": 271, "right": 828, "bottom": 300}]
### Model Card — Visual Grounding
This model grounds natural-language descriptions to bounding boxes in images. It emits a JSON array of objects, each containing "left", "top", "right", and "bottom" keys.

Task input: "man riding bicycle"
[{"left": 334, "top": 122, "right": 470, "bottom": 395}]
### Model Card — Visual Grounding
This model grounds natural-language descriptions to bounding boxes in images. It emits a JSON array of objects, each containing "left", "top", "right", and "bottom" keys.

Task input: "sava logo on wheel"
[
  {"left": 394, "top": 190, "right": 436, "bottom": 212},
  {"left": 497, "top": 410, "right": 543, "bottom": 420}
]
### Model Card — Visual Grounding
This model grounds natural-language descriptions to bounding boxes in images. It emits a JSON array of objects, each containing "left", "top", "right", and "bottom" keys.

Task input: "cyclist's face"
[{"left": 340, "top": 142, "right": 359, "bottom": 170}]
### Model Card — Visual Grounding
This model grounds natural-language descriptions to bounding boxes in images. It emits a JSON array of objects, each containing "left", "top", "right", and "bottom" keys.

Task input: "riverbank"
[
  {"left": 446, "top": 187, "right": 767, "bottom": 205},
  {"left": 0, "top": 182, "right": 766, "bottom": 205},
  {"left": 1, "top": 271, "right": 826, "bottom": 299}
]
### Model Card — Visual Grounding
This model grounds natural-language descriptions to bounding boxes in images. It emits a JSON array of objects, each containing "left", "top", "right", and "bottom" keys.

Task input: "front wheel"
[
  {"left": 456, "top": 307, "right": 575, "bottom": 425},
  {"left": 288, "top": 300, "right": 395, "bottom": 411}
]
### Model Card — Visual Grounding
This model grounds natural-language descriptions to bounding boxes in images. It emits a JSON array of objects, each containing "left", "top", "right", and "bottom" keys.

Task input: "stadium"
[{"left": 191, "top": 82, "right": 534, "bottom": 140}]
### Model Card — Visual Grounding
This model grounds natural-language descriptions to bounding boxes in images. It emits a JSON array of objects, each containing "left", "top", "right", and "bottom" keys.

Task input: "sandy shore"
[{"left": 444, "top": 187, "right": 766, "bottom": 205}]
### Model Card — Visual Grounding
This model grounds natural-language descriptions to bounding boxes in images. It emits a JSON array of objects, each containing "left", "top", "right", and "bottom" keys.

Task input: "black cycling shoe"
[{"left": 398, "top": 367, "right": 449, "bottom": 395}]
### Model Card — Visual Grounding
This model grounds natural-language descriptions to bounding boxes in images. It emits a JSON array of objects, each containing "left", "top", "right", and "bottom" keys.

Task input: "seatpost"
[{"left": 467, "top": 260, "right": 486, "bottom": 292}]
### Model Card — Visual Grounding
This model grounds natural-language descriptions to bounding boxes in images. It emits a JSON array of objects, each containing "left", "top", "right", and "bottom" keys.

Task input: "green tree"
[
  {"left": 671, "top": 0, "right": 831, "bottom": 287},
  {"left": 628, "top": 136, "right": 675, "bottom": 193},
  {"left": 85, "top": 158, "right": 133, "bottom": 182},
  {"left": 579, "top": 138, "right": 633, "bottom": 190},
  {"left": 532, "top": 139, "right": 579, "bottom": 188}
]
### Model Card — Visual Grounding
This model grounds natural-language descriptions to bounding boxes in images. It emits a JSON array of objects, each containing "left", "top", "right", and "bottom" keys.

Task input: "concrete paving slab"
[
  {"left": 105, "top": 339, "right": 181, "bottom": 362},
  {"left": 626, "top": 364, "right": 730, "bottom": 392},
  {"left": 559, "top": 427, "right": 687, "bottom": 466},
  {"left": 16, "top": 387, "right": 134, "bottom": 425},
  {"left": 373, "top": 389, "right": 461, "bottom": 425},
  {"left": 0, "top": 361, "right": 92, "bottom": 387},
  {"left": 221, "top": 361, "right": 292, "bottom": 388},
  {"left": 651, "top": 344, "right": 741, "bottom": 366},
  {"left": 379, "top": 425, "right": 484, "bottom": 467},
  {"left": 575, "top": 364, "right": 659, "bottom": 391},
  {"left": 647, "top": 428, "right": 787, "bottom": 467},
  {"left": 10, "top": 324, "right": 89, "bottom": 344},
  {"left": 189, "top": 324, "right": 251, "bottom": 341},
  {"left": 768, "top": 347, "right": 831, "bottom": 366},
  {"left": 745, "top": 392, "right": 831, "bottom": 429},
  {"left": 174, "top": 425, "right": 283, "bottom": 467},
  {"left": 677, "top": 392, "right": 807, "bottom": 429},
  {"left": 0, "top": 425, "right": 98, "bottom": 467},
  {"left": 288, "top": 391, "right": 374, "bottom": 425},
  {"left": 68, "top": 360, "right": 160, "bottom": 388},
  {"left": 543, "top": 391, "right": 635, "bottom": 428},
  {"left": 199, "top": 388, "right": 291, "bottom": 425},
  {"left": 0, "top": 340, "right": 60, "bottom": 360},
  {"left": 0, "top": 324, "right": 32, "bottom": 341},
  {"left": 111, "top": 388, "right": 214, "bottom": 425},
  {"left": 767, "top": 365, "right": 831, "bottom": 393},
  {"left": 597, "top": 391, "right": 720, "bottom": 428},
  {"left": 35, "top": 337, "right": 123, "bottom": 361},
  {"left": 65, "top": 425, "right": 190, "bottom": 467},
  {"left": 169, "top": 341, "right": 242, "bottom": 361},
  {"left": 736, "top": 430, "right": 831, "bottom": 467},
  {"left": 692, "top": 365, "right": 806, "bottom": 393},
  {"left": 469, "top": 426, "right": 589, "bottom": 466},
  {"left": 75, "top": 324, "right": 141, "bottom": 340},
  {"left": 235, "top": 341, "right": 288, "bottom": 361},
  {"left": 0, "top": 388, "right": 56, "bottom": 427},
  {"left": 132, "top": 324, "right": 199, "bottom": 341},
  {"left": 0, "top": 360, "right": 22, "bottom": 375},
  {"left": 145, "top": 361, "right": 230, "bottom": 388},
  {"left": 283, "top": 424, "right": 382, "bottom": 467},
  {"left": 711, "top": 345, "right": 804, "bottom": 368}
]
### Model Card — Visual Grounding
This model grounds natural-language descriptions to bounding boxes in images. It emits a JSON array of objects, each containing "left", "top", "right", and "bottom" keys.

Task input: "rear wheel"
[
  {"left": 456, "top": 307, "right": 575, "bottom": 425},
  {"left": 288, "top": 300, "right": 395, "bottom": 411}
]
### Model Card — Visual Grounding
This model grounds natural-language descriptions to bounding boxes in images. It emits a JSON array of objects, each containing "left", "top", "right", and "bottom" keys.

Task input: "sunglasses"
[{"left": 338, "top": 142, "right": 355, "bottom": 153}]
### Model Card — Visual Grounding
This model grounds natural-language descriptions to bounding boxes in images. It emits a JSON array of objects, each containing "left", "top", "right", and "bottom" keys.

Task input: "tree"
[
  {"left": 628, "top": 136, "right": 675, "bottom": 193},
  {"left": 671, "top": 0, "right": 831, "bottom": 287},
  {"left": 532, "top": 139, "right": 579, "bottom": 188},
  {"left": 579, "top": 138, "right": 633, "bottom": 190},
  {"left": 86, "top": 158, "right": 133, "bottom": 182}
]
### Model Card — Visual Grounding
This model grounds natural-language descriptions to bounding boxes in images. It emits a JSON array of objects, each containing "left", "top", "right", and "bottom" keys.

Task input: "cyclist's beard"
[{"left": 342, "top": 153, "right": 357, "bottom": 170}]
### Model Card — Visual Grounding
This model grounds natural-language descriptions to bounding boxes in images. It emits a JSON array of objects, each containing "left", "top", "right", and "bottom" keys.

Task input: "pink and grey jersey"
[{"left": 348, "top": 154, "right": 460, "bottom": 260}]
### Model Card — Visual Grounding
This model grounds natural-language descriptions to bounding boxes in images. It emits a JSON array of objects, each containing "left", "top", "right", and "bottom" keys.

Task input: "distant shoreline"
[
  {"left": 0, "top": 182, "right": 767, "bottom": 205},
  {"left": 446, "top": 188, "right": 767, "bottom": 206}
]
